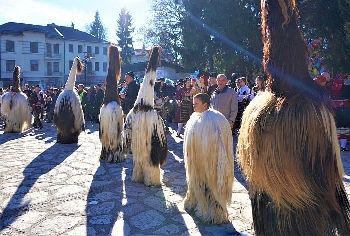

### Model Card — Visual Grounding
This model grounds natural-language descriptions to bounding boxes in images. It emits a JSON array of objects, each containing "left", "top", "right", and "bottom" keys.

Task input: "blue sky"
[{"left": 0, "top": 0, "right": 152, "bottom": 49}]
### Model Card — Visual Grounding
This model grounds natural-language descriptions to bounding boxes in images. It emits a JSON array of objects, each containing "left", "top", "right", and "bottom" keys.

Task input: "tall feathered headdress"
[
  {"left": 11, "top": 66, "right": 22, "bottom": 93},
  {"left": 103, "top": 44, "right": 121, "bottom": 105},
  {"left": 262, "top": 0, "right": 322, "bottom": 97},
  {"left": 65, "top": 57, "right": 83, "bottom": 90},
  {"left": 134, "top": 46, "right": 162, "bottom": 107}
]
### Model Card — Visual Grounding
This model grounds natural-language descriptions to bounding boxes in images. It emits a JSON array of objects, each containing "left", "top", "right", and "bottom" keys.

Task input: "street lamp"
[{"left": 83, "top": 51, "right": 92, "bottom": 86}]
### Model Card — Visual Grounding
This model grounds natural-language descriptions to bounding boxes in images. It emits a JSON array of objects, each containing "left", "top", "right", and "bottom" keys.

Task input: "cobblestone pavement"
[{"left": 0, "top": 121, "right": 350, "bottom": 236}]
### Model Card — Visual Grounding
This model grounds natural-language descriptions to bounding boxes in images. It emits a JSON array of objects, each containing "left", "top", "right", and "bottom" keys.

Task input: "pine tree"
[
  {"left": 116, "top": 7, "right": 134, "bottom": 65},
  {"left": 87, "top": 11, "right": 107, "bottom": 41}
]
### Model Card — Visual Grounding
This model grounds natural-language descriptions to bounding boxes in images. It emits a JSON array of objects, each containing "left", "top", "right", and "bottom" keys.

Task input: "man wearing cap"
[
  {"left": 120, "top": 71, "right": 140, "bottom": 116},
  {"left": 29, "top": 85, "right": 44, "bottom": 129}
]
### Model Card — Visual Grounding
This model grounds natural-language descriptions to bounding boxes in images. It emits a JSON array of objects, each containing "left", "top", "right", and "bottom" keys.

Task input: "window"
[
  {"left": 46, "top": 43, "right": 52, "bottom": 56},
  {"left": 78, "top": 45, "right": 83, "bottom": 53},
  {"left": 53, "top": 62, "right": 59, "bottom": 72},
  {"left": 69, "top": 44, "right": 73, "bottom": 53},
  {"left": 30, "top": 42, "right": 38, "bottom": 53},
  {"left": 47, "top": 62, "right": 52, "bottom": 75},
  {"left": 103, "top": 62, "right": 107, "bottom": 72},
  {"left": 53, "top": 44, "right": 59, "bottom": 54},
  {"left": 95, "top": 62, "right": 99, "bottom": 71},
  {"left": 30, "top": 60, "right": 39, "bottom": 71},
  {"left": 69, "top": 60, "right": 73, "bottom": 70},
  {"left": 6, "top": 60, "right": 15, "bottom": 71},
  {"left": 6, "top": 40, "right": 15, "bottom": 52},
  {"left": 95, "top": 46, "right": 99, "bottom": 54},
  {"left": 87, "top": 46, "right": 92, "bottom": 53},
  {"left": 103, "top": 47, "right": 107, "bottom": 55}
]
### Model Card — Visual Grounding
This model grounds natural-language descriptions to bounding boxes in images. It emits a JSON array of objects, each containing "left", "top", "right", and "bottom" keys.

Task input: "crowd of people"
[
  {"left": 2, "top": 69, "right": 348, "bottom": 151},
  {"left": 0, "top": 70, "right": 266, "bottom": 135}
]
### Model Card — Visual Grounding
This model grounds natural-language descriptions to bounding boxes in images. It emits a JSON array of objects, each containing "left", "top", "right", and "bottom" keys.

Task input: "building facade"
[{"left": 0, "top": 22, "right": 109, "bottom": 89}]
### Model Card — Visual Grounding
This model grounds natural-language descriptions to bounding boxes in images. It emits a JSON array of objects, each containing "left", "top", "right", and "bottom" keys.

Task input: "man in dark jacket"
[
  {"left": 29, "top": 85, "right": 44, "bottom": 129},
  {"left": 120, "top": 71, "right": 140, "bottom": 116},
  {"left": 93, "top": 84, "right": 104, "bottom": 123}
]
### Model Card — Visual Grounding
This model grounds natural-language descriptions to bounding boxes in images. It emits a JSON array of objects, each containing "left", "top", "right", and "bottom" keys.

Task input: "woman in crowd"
[
  {"left": 252, "top": 75, "right": 266, "bottom": 96},
  {"left": 174, "top": 78, "right": 193, "bottom": 137}
]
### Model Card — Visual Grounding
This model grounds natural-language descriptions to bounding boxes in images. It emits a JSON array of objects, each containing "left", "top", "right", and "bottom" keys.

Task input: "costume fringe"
[
  {"left": 237, "top": 91, "right": 350, "bottom": 235},
  {"left": 99, "top": 44, "right": 124, "bottom": 162},
  {"left": 99, "top": 102, "right": 124, "bottom": 162},
  {"left": 123, "top": 110, "right": 167, "bottom": 186},
  {"left": 238, "top": 0, "right": 350, "bottom": 234},
  {"left": 123, "top": 46, "right": 167, "bottom": 187},
  {"left": 184, "top": 109, "right": 234, "bottom": 224},
  {"left": 54, "top": 90, "right": 84, "bottom": 144},
  {"left": 1, "top": 92, "right": 31, "bottom": 133}
]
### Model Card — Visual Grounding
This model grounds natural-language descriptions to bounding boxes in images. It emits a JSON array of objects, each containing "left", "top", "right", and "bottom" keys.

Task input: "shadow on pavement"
[
  {"left": 0, "top": 142, "right": 79, "bottom": 231},
  {"left": 0, "top": 126, "right": 34, "bottom": 146},
  {"left": 86, "top": 159, "right": 126, "bottom": 235}
]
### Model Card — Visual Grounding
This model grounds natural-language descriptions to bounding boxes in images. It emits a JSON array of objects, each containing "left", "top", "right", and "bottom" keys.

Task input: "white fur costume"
[
  {"left": 1, "top": 66, "right": 31, "bottom": 133},
  {"left": 123, "top": 46, "right": 167, "bottom": 187},
  {"left": 184, "top": 109, "right": 234, "bottom": 224},
  {"left": 99, "top": 44, "right": 124, "bottom": 162},
  {"left": 54, "top": 57, "right": 85, "bottom": 144}
]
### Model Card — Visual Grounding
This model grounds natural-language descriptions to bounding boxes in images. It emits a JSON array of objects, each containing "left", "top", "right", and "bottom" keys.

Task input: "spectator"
[
  {"left": 174, "top": 78, "right": 193, "bottom": 136},
  {"left": 23, "top": 84, "right": 32, "bottom": 98},
  {"left": 29, "top": 85, "right": 44, "bottom": 129},
  {"left": 207, "top": 72, "right": 218, "bottom": 96},
  {"left": 77, "top": 84, "right": 88, "bottom": 117},
  {"left": 120, "top": 71, "right": 140, "bottom": 117},
  {"left": 93, "top": 84, "right": 104, "bottom": 123},
  {"left": 211, "top": 74, "right": 238, "bottom": 131},
  {"left": 252, "top": 75, "right": 266, "bottom": 96}
]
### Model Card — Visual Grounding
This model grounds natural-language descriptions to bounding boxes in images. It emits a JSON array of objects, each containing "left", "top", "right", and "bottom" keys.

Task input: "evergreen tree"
[
  {"left": 116, "top": 7, "right": 134, "bottom": 65},
  {"left": 87, "top": 11, "right": 107, "bottom": 41}
]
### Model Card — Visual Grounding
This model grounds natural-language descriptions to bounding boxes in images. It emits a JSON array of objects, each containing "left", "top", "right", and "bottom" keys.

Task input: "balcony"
[
  {"left": 45, "top": 53, "right": 62, "bottom": 59},
  {"left": 45, "top": 71, "right": 63, "bottom": 77}
]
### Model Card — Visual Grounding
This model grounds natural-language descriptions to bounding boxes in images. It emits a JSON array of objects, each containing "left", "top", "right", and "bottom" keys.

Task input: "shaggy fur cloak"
[
  {"left": 1, "top": 66, "right": 32, "bottom": 133},
  {"left": 123, "top": 46, "right": 167, "bottom": 187},
  {"left": 237, "top": 0, "right": 350, "bottom": 235},
  {"left": 54, "top": 57, "right": 85, "bottom": 144},
  {"left": 184, "top": 109, "right": 234, "bottom": 224},
  {"left": 99, "top": 44, "right": 124, "bottom": 162}
]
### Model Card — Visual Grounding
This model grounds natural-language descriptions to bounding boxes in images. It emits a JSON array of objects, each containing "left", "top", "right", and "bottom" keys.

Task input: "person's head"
[
  {"left": 216, "top": 74, "right": 228, "bottom": 90},
  {"left": 53, "top": 88, "right": 58, "bottom": 94},
  {"left": 199, "top": 75, "right": 209, "bottom": 87},
  {"left": 239, "top": 77, "right": 247, "bottom": 86},
  {"left": 193, "top": 93, "right": 210, "bottom": 113},
  {"left": 184, "top": 77, "right": 191, "bottom": 88},
  {"left": 191, "top": 78, "right": 197, "bottom": 87},
  {"left": 158, "top": 77, "right": 165, "bottom": 84},
  {"left": 78, "top": 84, "right": 84, "bottom": 91},
  {"left": 96, "top": 84, "right": 102, "bottom": 90},
  {"left": 125, "top": 71, "right": 135, "bottom": 84},
  {"left": 235, "top": 78, "right": 241, "bottom": 88},
  {"left": 255, "top": 76, "right": 265, "bottom": 89},
  {"left": 25, "top": 84, "right": 29, "bottom": 89},
  {"left": 321, "top": 72, "right": 331, "bottom": 82},
  {"left": 209, "top": 72, "right": 218, "bottom": 85},
  {"left": 35, "top": 85, "right": 40, "bottom": 93}
]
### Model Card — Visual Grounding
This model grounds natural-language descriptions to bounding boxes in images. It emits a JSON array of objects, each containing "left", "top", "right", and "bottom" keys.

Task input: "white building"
[{"left": 0, "top": 22, "right": 109, "bottom": 89}]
